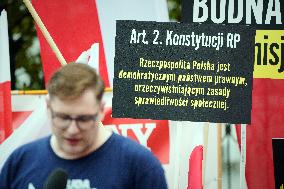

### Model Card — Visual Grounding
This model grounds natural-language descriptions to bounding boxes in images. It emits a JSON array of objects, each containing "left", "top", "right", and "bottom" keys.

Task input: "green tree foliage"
[
  {"left": 168, "top": 0, "right": 182, "bottom": 21},
  {"left": 0, "top": 0, "right": 44, "bottom": 90}
]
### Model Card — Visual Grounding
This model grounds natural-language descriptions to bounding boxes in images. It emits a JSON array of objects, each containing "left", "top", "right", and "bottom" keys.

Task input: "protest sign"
[{"left": 113, "top": 20, "right": 255, "bottom": 123}]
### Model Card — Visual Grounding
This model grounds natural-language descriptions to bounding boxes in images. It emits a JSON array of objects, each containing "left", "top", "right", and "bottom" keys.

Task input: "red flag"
[
  {"left": 0, "top": 82, "right": 12, "bottom": 143},
  {"left": 12, "top": 111, "right": 32, "bottom": 130},
  {"left": 33, "top": 0, "right": 110, "bottom": 87},
  {"left": 236, "top": 79, "right": 284, "bottom": 189},
  {"left": 188, "top": 145, "right": 203, "bottom": 189},
  {"left": 0, "top": 10, "right": 12, "bottom": 143}
]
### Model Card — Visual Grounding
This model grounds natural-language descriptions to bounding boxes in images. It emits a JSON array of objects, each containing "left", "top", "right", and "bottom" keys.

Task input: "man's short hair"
[{"left": 47, "top": 63, "right": 105, "bottom": 101}]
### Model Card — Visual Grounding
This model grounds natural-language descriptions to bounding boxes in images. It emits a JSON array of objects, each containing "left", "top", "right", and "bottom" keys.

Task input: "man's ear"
[
  {"left": 45, "top": 96, "right": 52, "bottom": 118},
  {"left": 46, "top": 95, "right": 50, "bottom": 109},
  {"left": 99, "top": 101, "right": 106, "bottom": 120},
  {"left": 100, "top": 101, "right": 105, "bottom": 112}
]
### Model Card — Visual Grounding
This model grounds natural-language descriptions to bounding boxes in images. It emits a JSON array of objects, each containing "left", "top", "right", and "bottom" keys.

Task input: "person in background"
[{"left": 0, "top": 63, "right": 168, "bottom": 189}]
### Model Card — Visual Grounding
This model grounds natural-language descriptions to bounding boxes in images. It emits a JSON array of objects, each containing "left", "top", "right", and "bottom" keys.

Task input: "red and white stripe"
[{"left": 0, "top": 10, "right": 12, "bottom": 143}]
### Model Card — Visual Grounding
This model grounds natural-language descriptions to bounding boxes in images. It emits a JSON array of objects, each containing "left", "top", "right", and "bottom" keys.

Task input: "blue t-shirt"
[{"left": 0, "top": 133, "right": 167, "bottom": 189}]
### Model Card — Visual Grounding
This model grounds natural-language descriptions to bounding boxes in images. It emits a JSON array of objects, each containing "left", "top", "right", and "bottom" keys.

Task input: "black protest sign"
[
  {"left": 112, "top": 20, "right": 255, "bottom": 123},
  {"left": 272, "top": 139, "right": 284, "bottom": 189},
  {"left": 181, "top": 0, "right": 284, "bottom": 29}
]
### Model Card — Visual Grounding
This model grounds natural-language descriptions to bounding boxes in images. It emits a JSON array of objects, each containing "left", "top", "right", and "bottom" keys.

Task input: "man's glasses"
[{"left": 50, "top": 108, "right": 98, "bottom": 130}]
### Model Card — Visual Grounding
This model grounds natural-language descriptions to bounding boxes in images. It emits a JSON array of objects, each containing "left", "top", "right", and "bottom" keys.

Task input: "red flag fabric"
[
  {"left": 188, "top": 145, "right": 203, "bottom": 189},
  {"left": 33, "top": 0, "right": 110, "bottom": 87},
  {"left": 236, "top": 79, "right": 284, "bottom": 189},
  {"left": 0, "top": 82, "right": 12, "bottom": 143},
  {"left": 0, "top": 10, "right": 12, "bottom": 143},
  {"left": 102, "top": 107, "right": 170, "bottom": 164},
  {"left": 12, "top": 111, "right": 32, "bottom": 130}
]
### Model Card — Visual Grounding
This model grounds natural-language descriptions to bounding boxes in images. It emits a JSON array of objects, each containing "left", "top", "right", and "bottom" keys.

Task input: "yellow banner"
[{"left": 254, "top": 30, "right": 284, "bottom": 79}]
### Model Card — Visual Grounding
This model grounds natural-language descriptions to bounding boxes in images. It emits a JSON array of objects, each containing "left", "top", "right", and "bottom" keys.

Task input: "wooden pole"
[
  {"left": 202, "top": 122, "right": 209, "bottom": 186},
  {"left": 23, "top": 0, "right": 67, "bottom": 66},
  {"left": 240, "top": 124, "right": 246, "bottom": 189},
  {"left": 173, "top": 121, "right": 183, "bottom": 189},
  {"left": 11, "top": 88, "right": 113, "bottom": 95},
  {"left": 217, "top": 123, "right": 222, "bottom": 189}
]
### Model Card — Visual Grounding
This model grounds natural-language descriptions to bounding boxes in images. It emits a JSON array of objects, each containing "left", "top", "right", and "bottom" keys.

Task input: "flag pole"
[
  {"left": 173, "top": 121, "right": 183, "bottom": 189},
  {"left": 202, "top": 122, "right": 209, "bottom": 186},
  {"left": 23, "top": 0, "right": 67, "bottom": 66},
  {"left": 240, "top": 124, "right": 246, "bottom": 189},
  {"left": 217, "top": 123, "right": 222, "bottom": 189},
  {"left": 11, "top": 88, "right": 113, "bottom": 95}
]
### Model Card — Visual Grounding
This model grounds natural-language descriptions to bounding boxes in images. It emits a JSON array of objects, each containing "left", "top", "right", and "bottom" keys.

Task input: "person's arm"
[{"left": 134, "top": 165, "right": 168, "bottom": 189}]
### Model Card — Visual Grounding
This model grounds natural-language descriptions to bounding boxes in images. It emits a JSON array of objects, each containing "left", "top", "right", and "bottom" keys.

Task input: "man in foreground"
[{"left": 0, "top": 63, "right": 168, "bottom": 189}]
